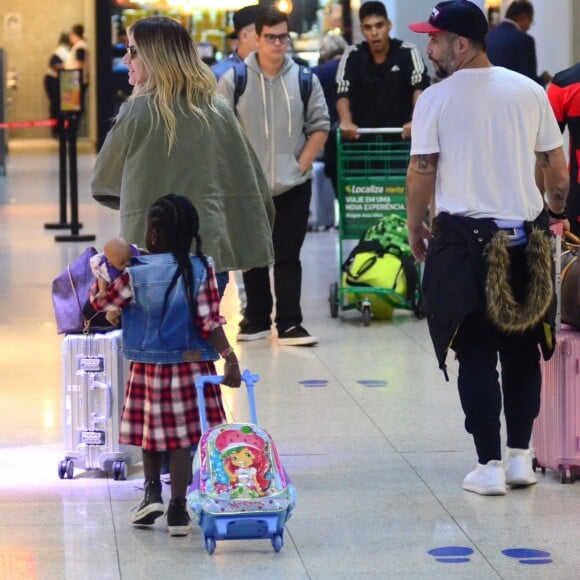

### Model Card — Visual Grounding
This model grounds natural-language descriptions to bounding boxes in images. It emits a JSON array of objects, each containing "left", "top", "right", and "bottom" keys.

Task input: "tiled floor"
[{"left": 1, "top": 142, "right": 579, "bottom": 579}]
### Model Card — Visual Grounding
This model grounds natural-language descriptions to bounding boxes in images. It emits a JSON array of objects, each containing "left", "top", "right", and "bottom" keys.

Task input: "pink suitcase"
[
  {"left": 533, "top": 324, "right": 580, "bottom": 483},
  {"left": 532, "top": 224, "right": 580, "bottom": 483}
]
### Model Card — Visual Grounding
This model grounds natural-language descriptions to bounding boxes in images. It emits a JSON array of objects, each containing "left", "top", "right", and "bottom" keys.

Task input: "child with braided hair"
[{"left": 91, "top": 194, "right": 241, "bottom": 536}]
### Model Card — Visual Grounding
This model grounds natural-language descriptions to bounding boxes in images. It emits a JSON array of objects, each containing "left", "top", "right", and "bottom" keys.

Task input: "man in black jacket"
[{"left": 335, "top": 1, "right": 429, "bottom": 141}]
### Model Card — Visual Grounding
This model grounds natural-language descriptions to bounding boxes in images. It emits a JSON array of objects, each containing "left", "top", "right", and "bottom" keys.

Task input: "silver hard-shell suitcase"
[{"left": 59, "top": 330, "right": 140, "bottom": 480}]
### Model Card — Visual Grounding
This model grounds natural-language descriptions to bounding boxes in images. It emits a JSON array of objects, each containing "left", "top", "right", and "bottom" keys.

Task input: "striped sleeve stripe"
[
  {"left": 336, "top": 45, "right": 357, "bottom": 95},
  {"left": 403, "top": 41, "right": 426, "bottom": 87}
]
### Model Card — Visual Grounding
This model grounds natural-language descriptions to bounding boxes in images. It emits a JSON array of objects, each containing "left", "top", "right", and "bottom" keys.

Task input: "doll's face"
[{"left": 230, "top": 448, "right": 255, "bottom": 468}]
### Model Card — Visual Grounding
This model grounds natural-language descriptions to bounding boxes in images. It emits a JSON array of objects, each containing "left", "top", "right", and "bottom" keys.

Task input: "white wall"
[{"left": 529, "top": 0, "right": 573, "bottom": 76}]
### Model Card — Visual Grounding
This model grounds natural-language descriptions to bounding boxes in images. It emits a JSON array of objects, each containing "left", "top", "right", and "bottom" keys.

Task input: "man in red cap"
[{"left": 406, "top": 1, "right": 569, "bottom": 496}]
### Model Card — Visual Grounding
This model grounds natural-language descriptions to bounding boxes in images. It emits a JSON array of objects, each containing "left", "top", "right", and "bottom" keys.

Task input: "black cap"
[
  {"left": 408, "top": 1, "right": 488, "bottom": 43},
  {"left": 227, "top": 5, "right": 260, "bottom": 39}
]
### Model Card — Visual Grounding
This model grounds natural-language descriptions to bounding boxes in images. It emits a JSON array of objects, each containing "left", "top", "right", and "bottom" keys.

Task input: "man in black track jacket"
[{"left": 335, "top": 1, "right": 430, "bottom": 141}]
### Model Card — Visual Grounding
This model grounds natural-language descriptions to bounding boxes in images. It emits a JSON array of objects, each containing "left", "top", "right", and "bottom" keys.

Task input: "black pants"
[
  {"left": 242, "top": 180, "right": 311, "bottom": 332},
  {"left": 43, "top": 75, "right": 60, "bottom": 137},
  {"left": 452, "top": 243, "right": 542, "bottom": 464}
]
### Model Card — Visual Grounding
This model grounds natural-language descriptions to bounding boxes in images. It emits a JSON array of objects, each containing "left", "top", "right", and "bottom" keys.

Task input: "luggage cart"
[{"left": 328, "top": 128, "right": 421, "bottom": 325}]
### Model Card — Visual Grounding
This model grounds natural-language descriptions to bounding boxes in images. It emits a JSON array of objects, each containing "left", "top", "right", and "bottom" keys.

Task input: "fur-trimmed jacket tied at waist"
[{"left": 423, "top": 211, "right": 556, "bottom": 377}]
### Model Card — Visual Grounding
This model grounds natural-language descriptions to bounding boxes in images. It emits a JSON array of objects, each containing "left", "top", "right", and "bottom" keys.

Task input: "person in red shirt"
[{"left": 547, "top": 63, "right": 580, "bottom": 235}]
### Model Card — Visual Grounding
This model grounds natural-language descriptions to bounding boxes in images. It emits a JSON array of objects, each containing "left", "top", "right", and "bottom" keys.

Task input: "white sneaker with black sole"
[{"left": 278, "top": 325, "right": 318, "bottom": 346}]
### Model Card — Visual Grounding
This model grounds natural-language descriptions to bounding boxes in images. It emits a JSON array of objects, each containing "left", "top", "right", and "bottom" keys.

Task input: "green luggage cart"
[{"left": 328, "top": 128, "right": 422, "bottom": 325}]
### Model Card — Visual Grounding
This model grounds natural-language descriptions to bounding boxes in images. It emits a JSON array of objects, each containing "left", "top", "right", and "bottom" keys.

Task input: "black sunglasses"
[{"left": 125, "top": 45, "right": 138, "bottom": 59}]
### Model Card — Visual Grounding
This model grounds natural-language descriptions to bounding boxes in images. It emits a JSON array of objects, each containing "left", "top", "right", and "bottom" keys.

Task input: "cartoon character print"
[{"left": 215, "top": 426, "right": 271, "bottom": 499}]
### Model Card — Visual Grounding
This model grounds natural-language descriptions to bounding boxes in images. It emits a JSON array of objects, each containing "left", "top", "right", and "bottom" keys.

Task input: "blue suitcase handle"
[{"left": 195, "top": 369, "right": 259, "bottom": 433}]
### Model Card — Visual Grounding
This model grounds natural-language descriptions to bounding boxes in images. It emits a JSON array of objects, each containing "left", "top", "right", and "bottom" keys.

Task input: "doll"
[{"left": 90, "top": 236, "right": 139, "bottom": 298}]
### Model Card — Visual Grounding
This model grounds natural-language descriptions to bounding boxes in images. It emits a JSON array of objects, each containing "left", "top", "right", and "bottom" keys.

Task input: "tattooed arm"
[
  {"left": 535, "top": 146, "right": 569, "bottom": 217},
  {"left": 406, "top": 153, "right": 439, "bottom": 262}
]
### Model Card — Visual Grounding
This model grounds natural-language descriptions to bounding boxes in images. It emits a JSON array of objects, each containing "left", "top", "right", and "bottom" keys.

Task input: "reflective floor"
[{"left": 1, "top": 142, "right": 579, "bottom": 579}]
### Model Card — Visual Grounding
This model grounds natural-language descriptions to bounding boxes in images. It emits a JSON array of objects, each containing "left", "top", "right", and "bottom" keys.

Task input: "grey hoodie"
[{"left": 218, "top": 52, "right": 330, "bottom": 196}]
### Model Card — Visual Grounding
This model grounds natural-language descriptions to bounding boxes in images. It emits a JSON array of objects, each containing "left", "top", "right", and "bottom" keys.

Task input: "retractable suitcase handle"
[
  {"left": 550, "top": 222, "right": 563, "bottom": 333},
  {"left": 195, "top": 369, "right": 259, "bottom": 433}
]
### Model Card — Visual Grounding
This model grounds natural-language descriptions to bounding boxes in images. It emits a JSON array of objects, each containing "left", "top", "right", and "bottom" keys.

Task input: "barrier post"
[
  {"left": 0, "top": 48, "right": 6, "bottom": 176},
  {"left": 53, "top": 69, "right": 94, "bottom": 243},
  {"left": 44, "top": 115, "right": 74, "bottom": 229},
  {"left": 55, "top": 113, "right": 95, "bottom": 242}
]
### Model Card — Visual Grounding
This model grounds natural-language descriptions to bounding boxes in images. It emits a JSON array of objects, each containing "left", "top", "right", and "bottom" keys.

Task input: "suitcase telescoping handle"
[
  {"left": 195, "top": 369, "right": 259, "bottom": 433},
  {"left": 551, "top": 222, "right": 563, "bottom": 333}
]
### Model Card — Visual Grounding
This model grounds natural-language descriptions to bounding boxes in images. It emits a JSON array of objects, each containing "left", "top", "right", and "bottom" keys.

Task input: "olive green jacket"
[{"left": 91, "top": 94, "right": 274, "bottom": 273}]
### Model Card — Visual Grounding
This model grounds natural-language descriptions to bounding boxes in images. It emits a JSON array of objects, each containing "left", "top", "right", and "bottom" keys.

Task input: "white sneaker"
[
  {"left": 462, "top": 460, "right": 507, "bottom": 495},
  {"left": 505, "top": 448, "right": 537, "bottom": 487}
]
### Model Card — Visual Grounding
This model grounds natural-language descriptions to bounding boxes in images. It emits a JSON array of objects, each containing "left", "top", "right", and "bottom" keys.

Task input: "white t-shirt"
[{"left": 411, "top": 66, "right": 563, "bottom": 221}]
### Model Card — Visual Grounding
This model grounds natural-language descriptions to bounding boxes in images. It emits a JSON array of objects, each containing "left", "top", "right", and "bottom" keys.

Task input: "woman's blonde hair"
[{"left": 127, "top": 16, "right": 218, "bottom": 153}]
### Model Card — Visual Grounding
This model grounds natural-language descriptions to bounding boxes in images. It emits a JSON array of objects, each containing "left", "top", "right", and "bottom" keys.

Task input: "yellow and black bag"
[{"left": 342, "top": 239, "right": 420, "bottom": 319}]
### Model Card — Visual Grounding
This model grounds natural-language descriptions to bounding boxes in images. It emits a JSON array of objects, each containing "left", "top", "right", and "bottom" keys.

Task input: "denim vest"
[{"left": 122, "top": 254, "right": 219, "bottom": 364}]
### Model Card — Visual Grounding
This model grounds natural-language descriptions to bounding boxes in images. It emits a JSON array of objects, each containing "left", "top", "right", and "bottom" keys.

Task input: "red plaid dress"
[{"left": 91, "top": 261, "right": 226, "bottom": 451}]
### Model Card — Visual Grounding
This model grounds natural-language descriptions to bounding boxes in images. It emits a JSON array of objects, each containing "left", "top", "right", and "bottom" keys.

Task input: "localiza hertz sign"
[{"left": 343, "top": 182, "right": 406, "bottom": 220}]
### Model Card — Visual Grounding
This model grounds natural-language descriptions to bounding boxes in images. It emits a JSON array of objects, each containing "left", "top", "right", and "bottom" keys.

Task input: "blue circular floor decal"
[
  {"left": 298, "top": 380, "right": 328, "bottom": 387},
  {"left": 357, "top": 380, "right": 388, "bottom": 387},
  {"left": 502, "top": 548, "right": 553, "bottom": 565},
  {"left": 428, "top": 546, "right": 473, "bottom": 564}
]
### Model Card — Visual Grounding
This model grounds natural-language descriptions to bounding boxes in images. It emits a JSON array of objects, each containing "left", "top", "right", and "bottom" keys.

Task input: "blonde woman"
[{"left": 92, "top": 16, "right": 274, "bottom": 297}]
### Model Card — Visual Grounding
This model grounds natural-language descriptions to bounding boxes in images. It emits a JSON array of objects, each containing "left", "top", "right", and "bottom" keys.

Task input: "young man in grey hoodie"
[{"left": 218, "top": 6, "right": 330, "bottom": 346}]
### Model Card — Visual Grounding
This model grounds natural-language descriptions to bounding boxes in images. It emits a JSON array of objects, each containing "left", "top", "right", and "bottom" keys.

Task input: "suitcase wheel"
[
  {"left": 205, "top": 535, "right": 216, "bottom": 555},
  {"left": 560, "top": 467, "right": 576, "bottom": 484},
  {"left": 271, "top": 533, "right": 283, "bottom": 553},
  {"left": 113, "top": 461, "right": 128, "bottom": 481},
  {"left": 58, "top": 459, "right": 74, "bottom": 480}
]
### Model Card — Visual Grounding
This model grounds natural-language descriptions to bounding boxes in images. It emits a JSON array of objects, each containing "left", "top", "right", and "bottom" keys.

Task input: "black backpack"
[{"left": 232, "top": 62, "right": 313, "bottom": 120}]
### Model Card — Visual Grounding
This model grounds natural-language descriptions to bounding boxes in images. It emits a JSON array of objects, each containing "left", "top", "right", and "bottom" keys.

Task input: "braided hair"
[{"left": 147, "top": 194, "right": 208, "bottom": 329}]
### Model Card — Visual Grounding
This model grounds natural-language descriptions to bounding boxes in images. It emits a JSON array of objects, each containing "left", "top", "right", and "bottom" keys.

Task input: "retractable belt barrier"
[{"left": 0, "top": 115, "right": 95, "bottom": 242}]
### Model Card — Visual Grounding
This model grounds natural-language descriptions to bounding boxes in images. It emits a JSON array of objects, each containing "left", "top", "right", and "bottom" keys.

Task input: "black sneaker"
[
  {"left": 131, "top": 480, "right": 164, "bottom": 526},
  {"left": 167, "top": 498, "right": 192, "bottom": 537},
  {"left": 278, "top": 325, "right": 318, "bottom": 346},
  {"left": 237, "top": 319, "right": 271, "bottom": 342}
]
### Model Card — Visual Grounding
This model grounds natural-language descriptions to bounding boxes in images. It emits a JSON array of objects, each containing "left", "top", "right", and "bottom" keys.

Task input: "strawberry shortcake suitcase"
[
  {"left": 187, "top": 370, "right": 296, "bottom": 554},
  {"left": 58, "top": 330, "right": 140, "bottom": 480},
  {"left": 532, "top": 224, "right": 580, "bottom": 483}
]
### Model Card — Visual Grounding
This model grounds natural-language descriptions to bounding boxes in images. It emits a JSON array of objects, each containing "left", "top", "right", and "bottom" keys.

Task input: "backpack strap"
[
  {"left": 399, "top": 255, "right": 421, "bottom": 309},
  {"left": 342, "top": 240, "right": 385, "bottom": 272},
  {"left": 298, "top": 65, "right": 313, "bottom": 121},
  {"left": 232, "top": 62, "right": 247, "bottom": 112},
  {"left": 234, "top": 62, "right": 313, "bottom": 121}
]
